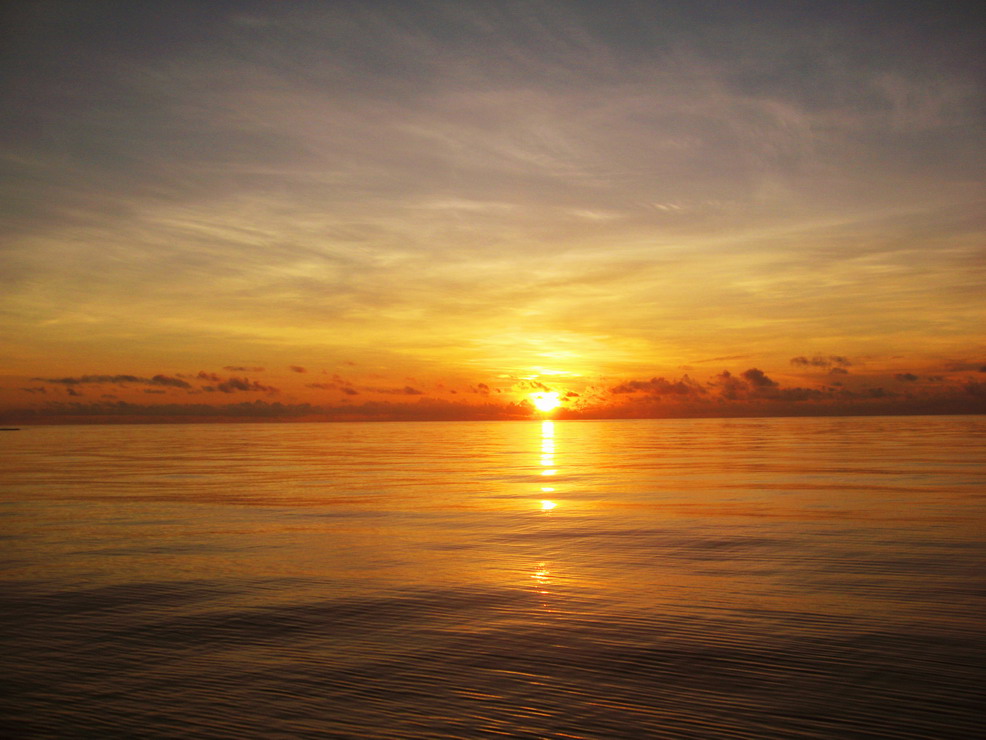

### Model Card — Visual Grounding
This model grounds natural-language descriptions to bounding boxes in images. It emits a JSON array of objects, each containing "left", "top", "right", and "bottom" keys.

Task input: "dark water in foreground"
[{"left": 2, "top": 416, "right": 984, "bottom": 738}]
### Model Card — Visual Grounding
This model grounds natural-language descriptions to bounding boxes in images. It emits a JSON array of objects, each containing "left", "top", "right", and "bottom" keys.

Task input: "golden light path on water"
[
  {"left": 534, "top": 422, "right": 557, "bottom": 604},
  {"left": 535, "top": 421, "right": 558, "bottom": 600},
  {"left": 539, "top": 420, "right": 558, "bottom": 512}
]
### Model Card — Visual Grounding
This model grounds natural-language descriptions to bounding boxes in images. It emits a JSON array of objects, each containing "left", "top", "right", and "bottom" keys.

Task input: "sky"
[{"left": 2, "top": 0, "right": 984, "bottom": 423}]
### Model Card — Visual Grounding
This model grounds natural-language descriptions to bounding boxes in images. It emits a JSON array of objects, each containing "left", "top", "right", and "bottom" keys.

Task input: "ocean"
[{"left": 2, "top": 416, "right": 984, "bottom": 738}]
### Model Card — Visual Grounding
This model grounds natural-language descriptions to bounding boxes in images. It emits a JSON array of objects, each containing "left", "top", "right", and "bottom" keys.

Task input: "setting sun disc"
[{"left": 531, "top": 392, "right": 560, "bottom": 412}]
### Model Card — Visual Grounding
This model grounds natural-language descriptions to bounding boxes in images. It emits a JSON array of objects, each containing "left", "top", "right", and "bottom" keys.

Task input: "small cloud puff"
[
  {"left": 305, "top": 374, "right": 359, "bottom": 395},
  {"left": 790, "top": 356, "right": 852, "bottom": 368},
  {"left": 741, "top": 368, "right": 777, "bottom": 388},
  {"left": 516, "top": 380, "right": 551, "bottom": 393}
]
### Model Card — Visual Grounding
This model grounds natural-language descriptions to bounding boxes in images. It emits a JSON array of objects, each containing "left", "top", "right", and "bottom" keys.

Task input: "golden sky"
[{"left": 2, "top": 1, "right": 984, "bottom": 422}]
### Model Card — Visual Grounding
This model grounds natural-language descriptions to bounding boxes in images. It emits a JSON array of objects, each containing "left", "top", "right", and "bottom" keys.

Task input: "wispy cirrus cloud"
[
  {"left": 363, "top": 386, "right": 425, "bottom": 396},
  {"left": 0, "top": 2, "right": 982, "bottom": 399}
]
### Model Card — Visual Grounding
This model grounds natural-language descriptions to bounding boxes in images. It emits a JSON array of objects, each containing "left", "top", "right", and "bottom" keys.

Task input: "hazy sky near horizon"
[{"left": 2, "top": 1, "right": 984, "bottom": 419}]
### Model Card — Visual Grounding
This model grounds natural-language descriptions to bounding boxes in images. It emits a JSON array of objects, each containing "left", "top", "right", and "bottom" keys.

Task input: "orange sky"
[{"left": 2, "top": 2, "right": 984, "bottom": 423}]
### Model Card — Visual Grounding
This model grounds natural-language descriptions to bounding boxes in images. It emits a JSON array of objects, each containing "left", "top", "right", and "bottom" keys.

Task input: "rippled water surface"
[{"left": 2, "top": 416, "right": 985, "bottom": 738}]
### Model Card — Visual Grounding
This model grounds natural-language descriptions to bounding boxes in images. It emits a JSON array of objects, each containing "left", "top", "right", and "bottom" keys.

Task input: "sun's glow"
[
  {"left": 531, "top": 392, "right": 561, "bottom": 412},
  {"left": 541, "top": 500, "right": 557, "bottom": 511}
]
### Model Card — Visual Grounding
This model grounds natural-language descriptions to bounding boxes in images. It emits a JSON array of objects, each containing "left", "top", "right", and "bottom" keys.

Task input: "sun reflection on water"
[
  {"left": 536, "top": 420, "right": 560, "bottom": 507},
  {"left": 531, "top": 561, "right": 554, "bottom": 603}
]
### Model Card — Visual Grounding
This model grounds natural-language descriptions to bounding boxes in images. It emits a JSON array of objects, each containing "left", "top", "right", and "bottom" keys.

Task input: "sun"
[{"left": 531, "top": 392, "right": 560, "bottom": 413}]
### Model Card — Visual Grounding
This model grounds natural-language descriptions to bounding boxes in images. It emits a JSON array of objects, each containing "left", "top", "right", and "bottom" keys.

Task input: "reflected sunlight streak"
[{"left": 537, "top": 420, "right": 560, "bottom": 512}]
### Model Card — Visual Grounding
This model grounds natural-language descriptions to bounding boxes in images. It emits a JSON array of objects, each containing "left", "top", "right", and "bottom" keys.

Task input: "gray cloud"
[
  {"left": 11, "top": 397, "right": 535, "bottom": 423},
  {"left": 202, "top": 376, "right": 278, "bottom": 394},
  {"left": 35, "top": 374, "right": 191, "bottom": 389},
  {"left": 305, "top": 374, "right": 359, "bottom": 396},
  {"left": 610, "top": 376, "right": 703, "bottom": 396},
  {"left": 708, "top": 368, "right": 783, "bottom": 400},
  {"left": 942, "top": 360, "right": 986, "bottom": 372},
  {"left": 791, "top": 356, "right": 852, "bottom": 368},
  {"left": 966, "top": 381, "right": 986, "bottom": 397},
  {"left": 741, "top": 368, "right": 777, "bottom": 388},
  {"left": 365, "top": 386, "right": 425, "bottom": 396}
]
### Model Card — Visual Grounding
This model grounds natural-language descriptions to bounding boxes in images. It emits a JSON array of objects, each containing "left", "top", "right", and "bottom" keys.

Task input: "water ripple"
[{"left": 2, "top": 417, "right": 984, "bottom": 738}]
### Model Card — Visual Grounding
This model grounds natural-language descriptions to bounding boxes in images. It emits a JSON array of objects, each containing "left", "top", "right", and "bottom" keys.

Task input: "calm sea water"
[{"left": 2, "top": 416, "right": 984, "bottom": 739}]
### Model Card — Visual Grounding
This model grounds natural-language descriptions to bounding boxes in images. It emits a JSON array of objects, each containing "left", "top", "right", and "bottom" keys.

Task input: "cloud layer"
[{"left": 1, "top": 2, "right": 983, "bottom": 419}]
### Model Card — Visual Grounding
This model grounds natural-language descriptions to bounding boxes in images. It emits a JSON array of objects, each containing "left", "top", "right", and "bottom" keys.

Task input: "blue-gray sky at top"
[{"left": 1, "top": 0, "right": 984, "bottom": 419}]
